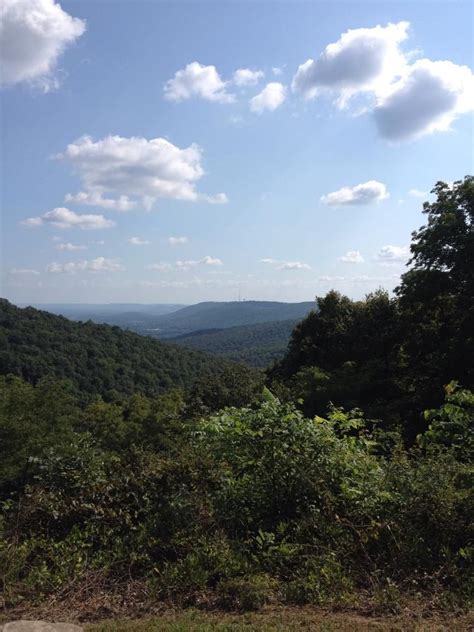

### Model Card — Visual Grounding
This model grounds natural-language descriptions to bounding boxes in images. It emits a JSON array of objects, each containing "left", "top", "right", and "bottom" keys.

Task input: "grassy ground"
[{"left": 86, "top": 607, "right": 474, "bottom": 631}]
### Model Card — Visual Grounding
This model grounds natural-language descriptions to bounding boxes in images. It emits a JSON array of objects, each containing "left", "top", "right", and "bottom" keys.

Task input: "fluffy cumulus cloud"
[
  {"left": 233, "top": 68, "right": 264, "bottom": 86},
  {"left": 164, "top": 62, "right": 234, "bottom": 103},
  {"left": 375, "top": 245, "right": 410, "bottom": 264},
  {"left": 340, "top": 250, "right": 364, "bottom": 263},
  {"left": 57, "top": 135, "right": 226, "bottom": 209},
  {"left": 56, "top": 242, "right": 87, "bottom": 251},
  {"left": 374, "top": 59, "right": 474, "bottom": 140},
  {"left": 292, "top": 21, "right": 474, "bottom": 140},
  {"left": 0, "top": 0, "right": 86, "bottom": 90},
  {"left": 22, "top": 207, "right": 115, "bottom": 229},
  {"left": 168, "top": 236, "right": 188, "bottom": 245},
  {"left": 321, "top": 180, "right": 389, "bottom": 206},
  {"left": 47, "top": 257, "right": 123, "bottom": 273},
  {"left": 250, "top": 82, "right": 286, "bottom": 113},
  {"left": 292, "top": 22, "right": 409, "bottom": 104},
  {"left": 128, "top": 237, "right": 150, "bottom": 246}
]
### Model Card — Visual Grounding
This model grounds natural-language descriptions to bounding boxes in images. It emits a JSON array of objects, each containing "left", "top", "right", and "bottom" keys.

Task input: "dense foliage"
[
  {"left": 271, "top": 177, "right": 474, "bottom": 438},
  {"left": 170, "top": 319, "right": 298, "bottom": 367},
  {"left": 0, "top": 299, "right": 262, "bottom": 402},
  {"left": 0, "top": 378, "right": 472, "bottom": 614},
  {"left": 0, "top": 178, "right": 472, "bottom": 616}
]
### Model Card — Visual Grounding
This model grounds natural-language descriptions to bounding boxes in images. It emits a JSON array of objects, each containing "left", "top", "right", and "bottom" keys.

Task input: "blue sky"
[{"left": 1, "top": 0, "right": 473, "bottom": 304}]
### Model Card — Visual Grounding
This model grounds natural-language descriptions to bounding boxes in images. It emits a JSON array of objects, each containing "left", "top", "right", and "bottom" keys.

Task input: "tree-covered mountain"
[
  {"left": 170, "top": 319, "right": 299, "bottom": 367},
  {"left": 0, "top": 299, "right": 261, "bottom": 401},
  {"left": 23, "top": 300, "right": 317, "bottom": 340},
  {"left": 144, "top": 300, "right": 317, "bottom": 338}
]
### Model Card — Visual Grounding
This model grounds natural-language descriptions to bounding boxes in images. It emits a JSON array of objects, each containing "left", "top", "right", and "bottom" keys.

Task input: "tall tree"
[{"left": 396, "top": 176, "right": 474, "bottom": 410}]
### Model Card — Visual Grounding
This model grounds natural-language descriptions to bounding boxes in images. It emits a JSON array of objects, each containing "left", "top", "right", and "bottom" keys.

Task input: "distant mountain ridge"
[
  {"left": 146, "top": 300, "right": 317, "bottom": 338},
  {"left": 20, "top": 303, "right": 185, "bottom": 323},
  {"left": 19, "top": 300, "right": 317, "bottom": 340}
]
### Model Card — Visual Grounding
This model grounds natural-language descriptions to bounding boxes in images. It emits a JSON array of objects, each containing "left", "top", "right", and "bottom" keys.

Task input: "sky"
[{"left": 1, "top": 0, "right": 473, "bottom": 304}]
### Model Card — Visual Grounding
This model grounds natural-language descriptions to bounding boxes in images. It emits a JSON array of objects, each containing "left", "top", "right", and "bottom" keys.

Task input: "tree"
[{"left": 396, "top": 177, "right": 474, "bottom": 413}]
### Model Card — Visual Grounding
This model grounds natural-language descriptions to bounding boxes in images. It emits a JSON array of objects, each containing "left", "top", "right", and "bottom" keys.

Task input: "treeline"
[
  {"left": 271, "top": 177, "right": 474, "bottom": 438},
  {"left": 0, "top": 177, "right": 472, "bottom": 616}
]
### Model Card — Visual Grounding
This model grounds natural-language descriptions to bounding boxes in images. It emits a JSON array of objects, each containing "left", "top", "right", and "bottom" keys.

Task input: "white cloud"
[
  {"left": 321, "top": 180, "right": 389, "bottom": 206},
  {"left": 147, "top": 256, "right": 223, "bottom": 272},
  {"left": 128, "top": 237, "right": 150, "bottom": 246},
  {"left": 164, "top": 62, "right": 234, "bottom": 103},
  {"left": 259, "top": 258, "right": 311, "bottom": 270},
  {"left": 233, "top": 68, "right": 264, "bottom": 86},
  {"left": 340, "top": 250, "right": 364, "bottom": 263},
  {"left": 374, "top": 59, "right": 474, "bottom": 140},
  {"left": 176, "top": 256, "right": 223, "bottom": 269},
  {"left": 56, "top": 242, "right": 87, "bottom": 251},
  {"left": 375, "top": 245, "right": 410, "bottom": 263},
  {"left": 204, "top": 192, "right": 229, "bottom": 204},
  {"left": 146, "top": 262, "right": 174, "bottom": 272},
  {"left": 200, "top": 255, "right": 222, "bottom": 266},
  {"left": 250, "top": 82, "right": 286, "bottom": 113},
  {"left": 168, "top": 236, "right": 188, "bottom": 245},
  {"left": 0, "top": 0, "right": 86, "bottom": 91},
  {"left": 292, "top": 22, "right": 409, "bottom": 105},
  {"left": 65, "top": 191, "right": 136, "bottom": 211},
  {"left": 291, "top": 21, "right": 474, "bottom": 140},
  {"left": 22, "top": 207, "right": 115, "bottom": 230},
  {"left": 57, "top": 135, "right": 225, "bottom": 209},
  {"left": 272, "top": 67, "right": 283, "bottom": 76},
  {"left": 408, "top": 188, "right": 428, "bottom": 198},
  {"left": 9, "top": 268, "right": 40, "bottom": 275},
  {"left": 278, "top": 261, "right": 311, "bottom": 270},
  {"left": 47, "top": 257, "right": 124, "bottom": 273},
  {"left": 21, "top": 217, "right": 44, "bottom": 227}
]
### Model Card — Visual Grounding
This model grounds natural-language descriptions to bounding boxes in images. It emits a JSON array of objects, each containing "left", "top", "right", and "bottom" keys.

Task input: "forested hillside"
[
  {"left": 0, "top": 178, "right": 472, "bottom": 620},
  {"left": 0, "top": 299, "right": 261, "bottom": 401},
  {"left": 170, "top": 319, "right": 298, "bottom": 367}
]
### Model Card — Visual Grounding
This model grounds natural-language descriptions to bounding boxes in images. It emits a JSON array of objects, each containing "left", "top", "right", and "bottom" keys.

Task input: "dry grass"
[
  {"left": 86, "top": 608, "right": 474, "bottom": 631},
  {"left": 1, "top": 575, "right": 471, "bottom": 632}
]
